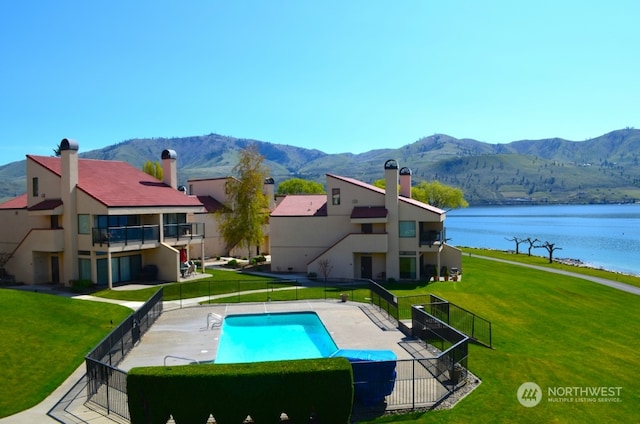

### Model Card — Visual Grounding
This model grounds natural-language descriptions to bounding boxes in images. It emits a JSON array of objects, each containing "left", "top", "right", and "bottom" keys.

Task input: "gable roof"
[
  {"left": 270, "top": 195, "right": 327, "bottom": 216},
  {"left": 327, "top": 174, "right": 445, "bottom": 215},
  {"left": 27, "top": 155, "right": 204, "bottom": 208}
]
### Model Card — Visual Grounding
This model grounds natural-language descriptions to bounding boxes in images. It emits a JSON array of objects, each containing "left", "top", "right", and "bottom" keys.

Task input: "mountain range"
[{"left": 1, "top": 128, "right": 639, "bottom": 205}]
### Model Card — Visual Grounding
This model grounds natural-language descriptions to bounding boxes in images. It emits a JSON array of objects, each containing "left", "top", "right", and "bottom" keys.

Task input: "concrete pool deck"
[{"left": 119, "top": 299, "right": 427, "bottom": 371}]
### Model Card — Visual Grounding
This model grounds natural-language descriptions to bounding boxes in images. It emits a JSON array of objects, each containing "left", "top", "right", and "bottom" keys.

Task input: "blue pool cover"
[{"left": 331, "top": 349, "right": 397, "bottom": 405}]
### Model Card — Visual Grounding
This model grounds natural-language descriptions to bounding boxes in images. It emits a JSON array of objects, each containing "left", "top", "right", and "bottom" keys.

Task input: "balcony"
[
  {"left": 419, "top": 230, "right": 444, "bottom": 247},
  {"left": 29, "top": 228, "right": 64, "bottom": 252},
  {"left": 163, "top": 222, "right": 205, "bottom": 242},
  {"left": 92, "top": 225, "right": 160, "bottom": 247}
]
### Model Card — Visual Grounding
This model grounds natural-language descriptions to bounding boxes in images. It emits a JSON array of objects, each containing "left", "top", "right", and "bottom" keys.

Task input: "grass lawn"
[
  {"left": 5, "top": 254, "right": 638, "bottom": 422},
  {"left": 92, "top": 268, "right": 289, "bottom": 302},
  {"left": 461, "top": 247, "right": 640, "bottom": 288},
  {"left": 218, "top": 255, "right": 640, "bottom": 423},
  {"left": 0, "top": 289, "right": 132, "bottom": 418},
  {"left": 363, "top": 255, "right": 640, "bottom": 423}
]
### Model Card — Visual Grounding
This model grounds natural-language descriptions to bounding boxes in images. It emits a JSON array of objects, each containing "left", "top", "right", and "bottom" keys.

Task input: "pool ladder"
[{"left": 207, "top": 312, "right": 222, "bottom": 329}]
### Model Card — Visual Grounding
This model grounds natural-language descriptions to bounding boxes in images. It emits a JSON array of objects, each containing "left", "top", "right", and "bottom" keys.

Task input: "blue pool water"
[{"left": 215, "top": 311, "right": 339, "bottom": 364}]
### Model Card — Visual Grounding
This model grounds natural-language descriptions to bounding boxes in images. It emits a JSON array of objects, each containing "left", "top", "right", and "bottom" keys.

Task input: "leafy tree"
[
  {"left": 215, "top": 144, "right": 269, "bottom": 259},
  {"left": 53, "top": 143, "right": 61, "bottom": 157},
  {"left": 142, "top": 160, "right": 163, "bottom": 181},
  {"left": 373, "top": 179, "right": 469, "bottom": 210},
  {"left": 412, "top": 181, "right": 469, "bottom": 210},
  {"left": 372, "top": 179, "right": 386, "bottom": 189},
  {"left": 277, "top": 178, "right": 325, "bottom": 194}
]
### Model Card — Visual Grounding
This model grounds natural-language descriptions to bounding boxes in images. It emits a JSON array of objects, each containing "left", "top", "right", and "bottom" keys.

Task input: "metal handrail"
[{"left": 164, "top": 355, "right": 199, "bottom": 366}]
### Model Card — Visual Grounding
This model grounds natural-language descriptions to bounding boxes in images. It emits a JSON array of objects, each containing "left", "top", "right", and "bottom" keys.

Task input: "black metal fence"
[
  {"left": 367, "top": 283, "right": 470, "bottom": 385},
  {"left": 428, "top": 294, "right": 492, "bottom": 348},
  {"left": 410, "top": 305, "right": 469, "bottom": 388},
  {"left": 78, "top": 281, "right": 482, "bottom": 422},
  {"left": 84, "top": 288, "right": 163, "bottom": 420}
]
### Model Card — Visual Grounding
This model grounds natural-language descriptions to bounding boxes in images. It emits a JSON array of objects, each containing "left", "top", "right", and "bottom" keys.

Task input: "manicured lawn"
[
  {"left": 0, "top": 289, "right": 131, "bottom": 418},
  {"left": 92, "top": 268, "right": 289, "bottom": 301},
  {"left": 461, "top": 247, "right": 640, "bottom": 288},
  {"left": 364, "top": 255, "right": 640, "bottom": 423},
  {"left": 5, "top": 254, "right": 639, "bottom": 422}
]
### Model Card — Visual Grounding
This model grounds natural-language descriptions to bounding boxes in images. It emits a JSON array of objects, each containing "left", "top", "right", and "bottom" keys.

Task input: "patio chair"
[{"left": 185, "top": 262, "right": 196, "bottom": 277}]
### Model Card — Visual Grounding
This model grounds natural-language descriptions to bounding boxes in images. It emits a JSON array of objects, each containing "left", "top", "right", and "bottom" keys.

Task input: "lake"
[{"left": 446, "top": 203, "right": 640, "bottom": 276}]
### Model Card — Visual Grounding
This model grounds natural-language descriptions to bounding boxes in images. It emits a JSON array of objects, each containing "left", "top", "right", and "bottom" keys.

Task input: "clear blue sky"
[{"left": 1, "top": 1, "right": 639, "bottom": 165}]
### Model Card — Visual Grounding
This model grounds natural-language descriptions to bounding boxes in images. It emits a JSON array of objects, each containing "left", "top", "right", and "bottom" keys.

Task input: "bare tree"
[
  {"left": 318, "top": 259, "right": 333, "bottom": 282},
  {"left": 536, "top": 241, "right": 562, "bottom": 263},
  {"left": 525, "top": 237, "right": 540, "bottom": 256},
  {"left": 0, "top": 252, "right": 12, "bottom": 270},
  {"left": 505, "top": 237, "right": 526, "bottom": 254}
]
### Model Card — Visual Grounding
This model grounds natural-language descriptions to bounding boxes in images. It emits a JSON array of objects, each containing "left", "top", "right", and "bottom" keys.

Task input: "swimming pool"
[{"left": 215, "top": 311, "right": 339, "bottom": 364}]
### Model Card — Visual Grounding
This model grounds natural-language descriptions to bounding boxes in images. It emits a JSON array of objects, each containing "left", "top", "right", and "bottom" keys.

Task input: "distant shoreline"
[{"left": 463, "top": 247, "right": 640, "bottom": 277}]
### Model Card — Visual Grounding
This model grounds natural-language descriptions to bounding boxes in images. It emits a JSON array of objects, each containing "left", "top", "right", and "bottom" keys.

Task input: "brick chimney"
[
  {"left": 399, "top": 167, "right": 412, "bottom": 198},
  {"left": 161, "top": 149, "right": 178, "bottom": 189}
]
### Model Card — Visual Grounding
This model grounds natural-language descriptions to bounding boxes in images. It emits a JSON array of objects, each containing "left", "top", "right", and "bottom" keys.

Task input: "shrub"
[
  {"left": 226, "top": 259, "right": 239, "bottom": 268},
  {"left": 70, "top": 279, "right": 94, "bottom": 293},
  {"left": 127, "top": 358, "right": 353, "bottom": 423},
  {"left": 307, "top": 272, "right": 318, "bottom": 280}
]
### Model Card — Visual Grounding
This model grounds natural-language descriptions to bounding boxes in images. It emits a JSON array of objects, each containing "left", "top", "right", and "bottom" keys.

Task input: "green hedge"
[{"left": 127, "top": 357, "right": 353, "bottom": 423}]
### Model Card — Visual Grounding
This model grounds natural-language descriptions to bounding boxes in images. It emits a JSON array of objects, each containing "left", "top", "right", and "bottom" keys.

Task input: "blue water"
[
  {"left": 215, "top": 312, "right": 338, "bottom": 364},
  {"left": 447, "top": 204, "right": 640, "bottom": 276}
]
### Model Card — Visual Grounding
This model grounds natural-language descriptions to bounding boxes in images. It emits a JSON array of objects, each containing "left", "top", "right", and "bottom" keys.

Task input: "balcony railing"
[
  {"left": 92, "top": 225, "right": 160, "bottom": 247},
  {"left": 419, "top": 229, "right": 444, "bottom": 247},
  {"left": 163, "top": 222, "right": 205, "bottom": 241}
]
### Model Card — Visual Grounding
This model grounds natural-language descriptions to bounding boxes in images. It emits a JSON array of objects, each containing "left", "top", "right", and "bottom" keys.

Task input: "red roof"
[
  {"left": 0, "top": 193, "right": 27, "bottom": 209},
  {"left": 27, "top": 155, "right": 204, "bottom": 208},
  {"left": 270, "top": 195, "right": 327, "bottom": 216}
]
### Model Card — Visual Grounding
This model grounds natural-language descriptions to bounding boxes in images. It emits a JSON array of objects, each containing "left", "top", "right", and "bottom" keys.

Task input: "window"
[
  {"left": 399, "top": 257, "right": 416, "bottom": 279},
  {"left": 78, "top": 214, "right": 90, "bottom": 234},
  {"left": 332, "top": 188, "right": 340, "bottom": 205},
  {"left": 399, "top": 221, "right": 416, "bottom": 237},
  {"left": 78, "top": 258, "right": 91, "bottom": 281},
  {"left": 32, "top": 177, "right": 39, "bottom": 197},
  {"left": 163, "top": 213, "right": 186, "bottom": 225},
  {"left": 361, "top": 223, "right": 372, "bottom": 234},
  {"left": 94, "top": 215, "right": 140, "bottom": 228}
]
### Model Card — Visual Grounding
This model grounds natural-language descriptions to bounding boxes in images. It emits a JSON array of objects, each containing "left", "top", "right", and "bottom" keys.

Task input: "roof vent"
[
  {"left": 161, "top": 149, "right": 177, "bottom": 160},
  {"left": 384, "top": 159, "right": 398, "bottom": 169},
  {"left": 60, "top": 138, "right": 79, "bottom": 151}
]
